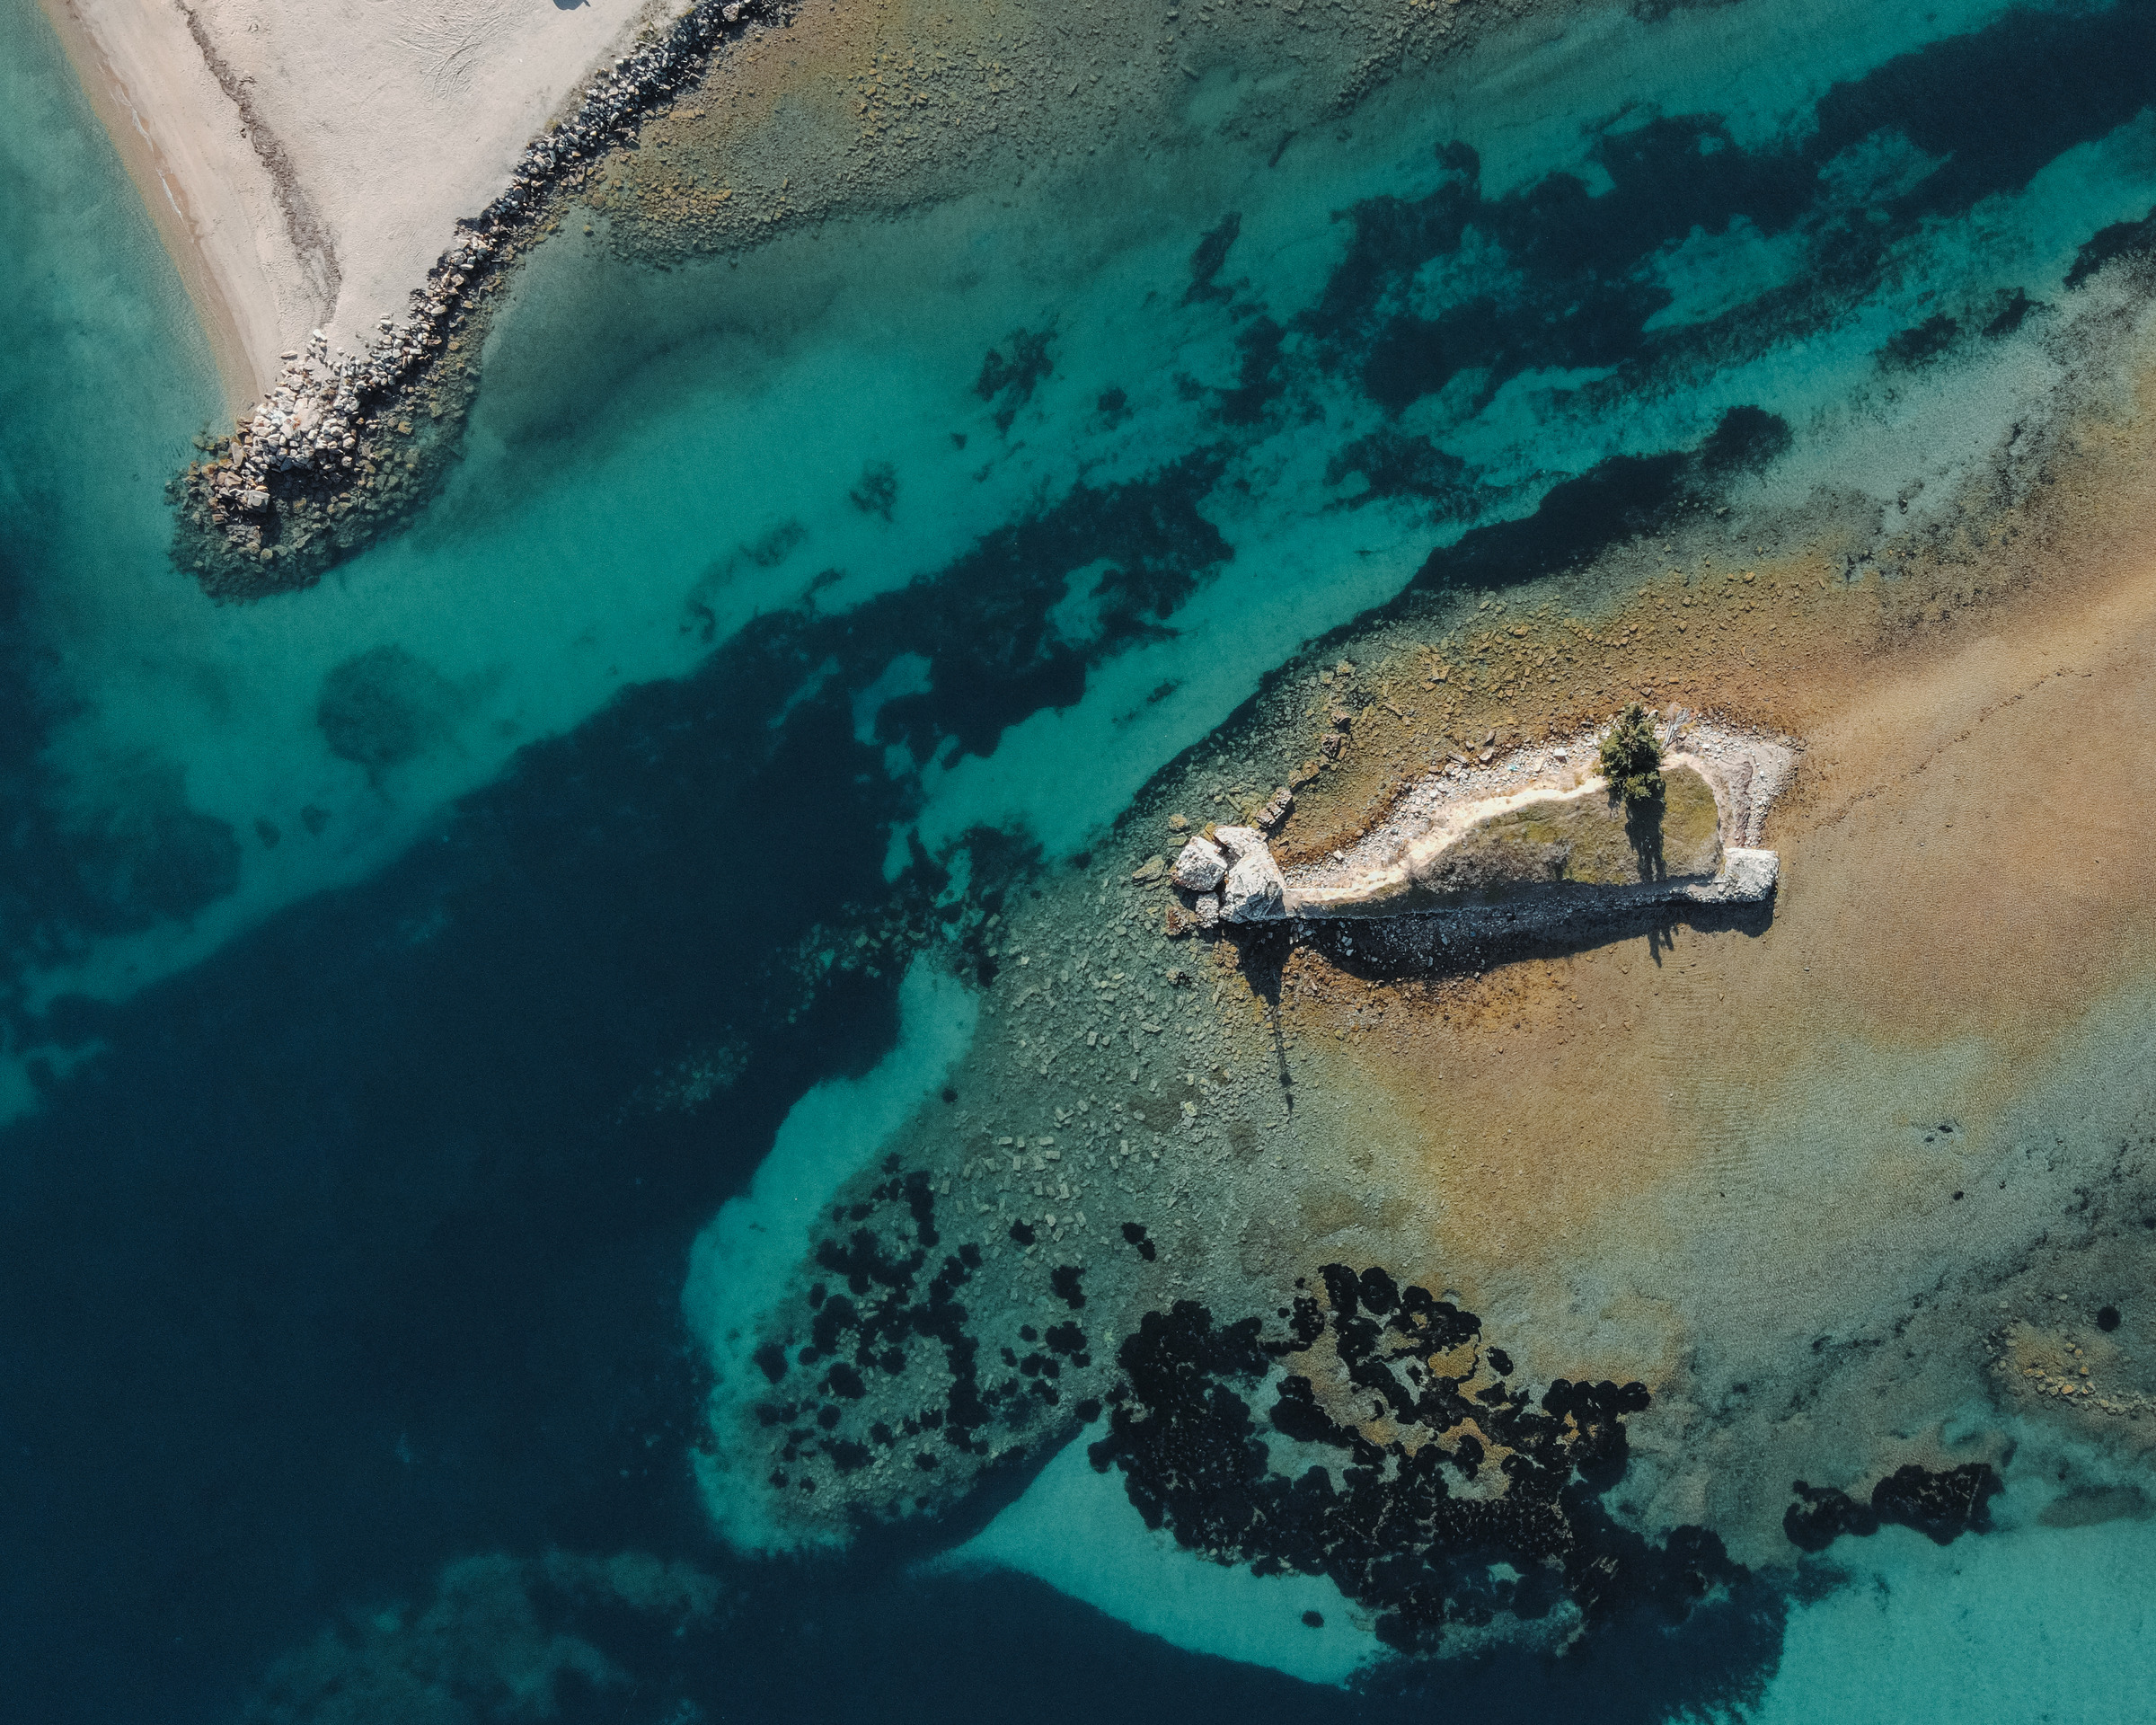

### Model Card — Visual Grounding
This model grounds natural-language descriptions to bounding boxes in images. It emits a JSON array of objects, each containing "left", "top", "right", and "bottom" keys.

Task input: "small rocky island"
[{"left": 1165, "top": 710, "right": 1791, "bottom": 927}]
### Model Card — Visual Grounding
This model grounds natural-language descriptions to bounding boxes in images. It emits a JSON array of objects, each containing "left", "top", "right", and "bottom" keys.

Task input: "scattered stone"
[
  {"left": 1131, "top": 855, "right": 1167, "bottom": 884},
  {"left": 1086, "top": 1269, "right": 1730, "bottom": 1655}
]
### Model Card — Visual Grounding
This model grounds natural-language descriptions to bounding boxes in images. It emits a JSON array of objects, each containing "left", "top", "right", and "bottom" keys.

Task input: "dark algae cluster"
[
  {"left": 1782, "top": 1464, "right": 2003, "bottom": 1553},
  {"left": 743, "top": 1172, "right": 1753, "bottom": 1659},
  {"left": 1087, "top": 1265, "right": 1741, "bottom": 1653},
  {"left": 747, "top": 1159, "right": 1103, "bottom": 1501}
]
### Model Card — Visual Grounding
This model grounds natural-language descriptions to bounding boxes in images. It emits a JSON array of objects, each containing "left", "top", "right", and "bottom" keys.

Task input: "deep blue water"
[{"left": 10, "top": 0, "right": 2156, "bottom": 1717}]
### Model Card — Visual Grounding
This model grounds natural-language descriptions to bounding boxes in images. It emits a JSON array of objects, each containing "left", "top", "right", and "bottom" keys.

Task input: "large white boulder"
[
  {"left": 1171, "top": 835, "right": 1228, "bottom": 892},
  {"left": 1217, "top": 828, "right": 1287, "bottom": 923},
  {"left": 1677, "top": 846, "right": 1780, "bottom": 905}
]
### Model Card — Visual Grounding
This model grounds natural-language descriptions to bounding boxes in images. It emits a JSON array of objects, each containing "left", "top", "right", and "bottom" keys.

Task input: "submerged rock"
[{"left": 1784, "top": 1463, "right": 2001, "bottom": 1552}]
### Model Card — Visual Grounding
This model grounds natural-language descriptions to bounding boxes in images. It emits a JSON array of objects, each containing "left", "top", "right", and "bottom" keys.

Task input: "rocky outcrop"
[
  {"left": 1289, "top": 756, "right": 1726, "bottom": 919},
  {"left": 1170, "top": 835, "right": 1226, "bottom": 892},
  {"left": 1215, "top": 825, "right": 1287, "bottom": 923},
  {"left": 1174, "top": 738, "right": 1783, "bottom": 927}
]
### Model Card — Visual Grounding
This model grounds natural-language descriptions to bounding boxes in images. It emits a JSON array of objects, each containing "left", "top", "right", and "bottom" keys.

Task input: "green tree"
[{"left": 1598, "top": 703, "right": 1665, "bottom": 805}]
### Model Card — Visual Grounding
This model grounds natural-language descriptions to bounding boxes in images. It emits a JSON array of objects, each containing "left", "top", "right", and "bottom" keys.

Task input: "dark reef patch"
[
  {"left": 2067, "top": 203, "right": 2156, "bottom": 289},
  {"left": 1879, "top": 314, "right": 1961, "bottom": 371},
  {"left": 976, "top": 328, "right": 1057, "bottom": 433},
  {"left": 1183, "top": 213, "right": 1243, "bottom": 305},
  {"left": 865, "top": 452, "right": 1233, "bottom": 765},
  {"left": 1086, "top": 1268, "right": 1740, "bottom": 1653},
  {"left": 1783, "top": 1463, "right": 2002, "bottom": 1552},
  {"left": 1324, "top": 427, "right": 1486, "bottom": 521},
  {"left": 315, "top": 644, "right": 471, "bottom": 776},
  {"left": 1403, "top": 412, "right": 1762, "bottom": 597},
  {"left": 57, "top": 755, "right": 243, "bottom": 933},
  {"left": 1294, "top": 2, "right": 2156, "bottom": 424}
]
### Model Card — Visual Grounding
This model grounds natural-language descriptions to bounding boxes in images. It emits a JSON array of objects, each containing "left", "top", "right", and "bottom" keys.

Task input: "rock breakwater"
[{"left": 171, "top": 0, "right": 777, "bottom": 595}]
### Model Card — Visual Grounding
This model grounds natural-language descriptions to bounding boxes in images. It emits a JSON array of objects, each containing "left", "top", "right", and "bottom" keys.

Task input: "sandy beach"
[{"left": 40, "top": 0, "right": 661, "bottom": 408}]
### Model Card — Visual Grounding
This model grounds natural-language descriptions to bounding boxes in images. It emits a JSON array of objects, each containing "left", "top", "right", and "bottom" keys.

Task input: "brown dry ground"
[{"left": 1302, "top": 508, "right": 2156, "bottom": 1301}]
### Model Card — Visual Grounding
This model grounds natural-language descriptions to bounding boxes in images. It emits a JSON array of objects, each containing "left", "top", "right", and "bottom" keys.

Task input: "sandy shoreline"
[
  {"left": 40, "top": 0, "right": 663, "bottom": 413},
  {"left": 40, "top": 0, "right": 276, "bottom": 408}
]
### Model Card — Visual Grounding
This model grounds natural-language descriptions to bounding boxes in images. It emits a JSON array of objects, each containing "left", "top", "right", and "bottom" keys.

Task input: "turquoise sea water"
[{"left": 7, "top": 0, "right": 2156, "bottom": 1716}]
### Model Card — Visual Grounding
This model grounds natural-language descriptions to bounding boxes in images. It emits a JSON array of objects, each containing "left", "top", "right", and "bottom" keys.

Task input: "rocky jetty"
[
  {"left": 188, "top": 0, "right": 773, "bottom": 568},
  {"left": 1168, "top": 718, "right": 1790, "bottom": 926}
]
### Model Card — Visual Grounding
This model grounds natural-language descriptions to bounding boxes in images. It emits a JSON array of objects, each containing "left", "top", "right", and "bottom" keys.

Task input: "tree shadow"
[
  {"left": 1233, "top": 889, "right": 1775, "bottom": 992},
  {"left": 1224, "top": 921, "right": 1298, "bottom": 1110},
  {"left": 1623, "top": 791, "right": 1667, "bottom": 881},
  {"left": 1619, "top": 795, "right": 1684, "bottom": 962}
]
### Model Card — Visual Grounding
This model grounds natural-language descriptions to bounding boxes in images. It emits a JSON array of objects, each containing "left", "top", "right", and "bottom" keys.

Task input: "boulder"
[
  {"left": 1679, "top": 846, "right": 1778, "bottom": 905},
  {"left": 1218, "top": 834, "right": 1287, "bottom": 923},
  {"left": 1171, "top": 835, "right": 1227, "bottom": 892}
]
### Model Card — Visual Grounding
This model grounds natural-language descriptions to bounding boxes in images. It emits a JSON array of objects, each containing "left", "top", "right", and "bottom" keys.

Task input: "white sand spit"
[{"left": 45, "top": 0, "right": 663, "bottom": 405}]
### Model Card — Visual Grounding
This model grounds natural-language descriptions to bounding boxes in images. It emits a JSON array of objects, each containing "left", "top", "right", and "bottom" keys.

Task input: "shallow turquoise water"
[{"left": 5, "top": 0, "right": 2156, "bottom": 1716}]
